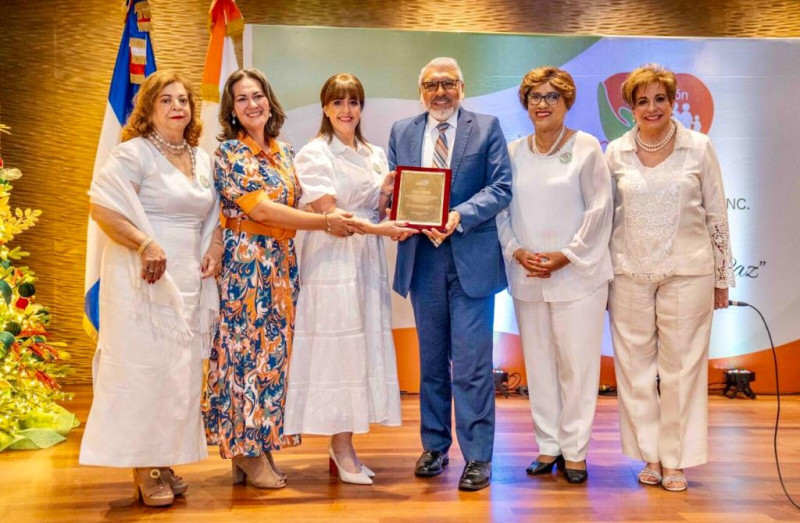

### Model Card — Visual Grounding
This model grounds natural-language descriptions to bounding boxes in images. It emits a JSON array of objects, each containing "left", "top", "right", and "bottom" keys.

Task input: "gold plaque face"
[{"left": 394, "top": 169, "right": 448, "bottom": 227}]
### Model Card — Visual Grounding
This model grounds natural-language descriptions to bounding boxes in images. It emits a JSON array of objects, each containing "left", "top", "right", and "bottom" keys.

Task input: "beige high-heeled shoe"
[
  {"left": 160, "top": 467, "right": 188, "bottom": 495},
  {"left": 132, "top": 468, "right": 174, "bottom": 507},
  {"left": 328, "top": 446, "right": 372, "bottom": 485},
  {"left": 232, "top": 455, "right": 286, "bottom": 489},
  {"left": 264, "top": 451, "right": 288, "bottom": 481}
]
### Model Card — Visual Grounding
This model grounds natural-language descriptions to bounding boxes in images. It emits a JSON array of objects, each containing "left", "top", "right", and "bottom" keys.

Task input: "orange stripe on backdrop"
[
  {"left": 392, "top": 329, "right": 800, "bottom": 394},
  {"left": 201, "top": 0, "right": 243, "bottom": 102},
  {"left": 201, "top": 19, "right": 225, "bottom": 101}
]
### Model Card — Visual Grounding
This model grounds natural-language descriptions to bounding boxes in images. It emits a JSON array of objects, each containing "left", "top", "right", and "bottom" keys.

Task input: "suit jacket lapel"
[
  {"left": 409, "top": 113, "right": 427, "bottom": 167},
  {"left": 450, "top": 108, "right": 473, "bottom": 185}
]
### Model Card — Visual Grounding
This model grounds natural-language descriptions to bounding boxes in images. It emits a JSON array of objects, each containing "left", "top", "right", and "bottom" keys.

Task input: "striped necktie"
[{"left": 432, "top": 122, "right": 450, "bottom": 169}]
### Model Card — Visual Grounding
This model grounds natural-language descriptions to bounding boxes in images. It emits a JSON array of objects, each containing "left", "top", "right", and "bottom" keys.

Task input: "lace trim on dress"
[
  {"left": 620, "top": 160, "right": 682, "bottom": 282},
  {"left": 710, "top": 221, "right": 735, "bottom": 288}
]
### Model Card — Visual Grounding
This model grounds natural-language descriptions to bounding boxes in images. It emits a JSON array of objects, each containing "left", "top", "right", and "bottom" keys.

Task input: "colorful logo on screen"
[{"left": 597, "top": 73, "right": 714, "bottom": 141}]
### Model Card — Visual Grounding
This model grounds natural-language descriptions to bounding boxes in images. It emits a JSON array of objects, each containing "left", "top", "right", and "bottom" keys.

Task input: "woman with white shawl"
[{"left": 79, "top": 71, "right": 221, "bottom": 508}]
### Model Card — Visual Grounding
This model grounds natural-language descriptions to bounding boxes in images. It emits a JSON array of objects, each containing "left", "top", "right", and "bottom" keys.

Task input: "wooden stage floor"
[{"left": 1, "top": 385, "right": 799, "bottom": 522}]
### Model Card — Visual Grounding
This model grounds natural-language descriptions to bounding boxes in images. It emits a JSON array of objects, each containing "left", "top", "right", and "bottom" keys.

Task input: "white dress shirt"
[
  {"left": 605, "top": 120, "right": 734, "bottom": 288},
  {"left": 421, "top": 111, "right": 458, "bottom": 168},
  {"left": 497, "top": 131, "right": 614, "bottom": 302}
]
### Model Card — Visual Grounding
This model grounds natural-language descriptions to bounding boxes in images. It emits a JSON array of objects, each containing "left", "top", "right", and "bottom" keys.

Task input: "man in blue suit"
[{"left": 388, "top": 57, "right": 512, "bottom": 491}]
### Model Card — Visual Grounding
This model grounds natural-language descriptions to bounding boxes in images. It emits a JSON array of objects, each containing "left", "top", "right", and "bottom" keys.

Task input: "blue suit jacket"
[{"left": 388, "top": 108, "right": 512, "bottom": 298}]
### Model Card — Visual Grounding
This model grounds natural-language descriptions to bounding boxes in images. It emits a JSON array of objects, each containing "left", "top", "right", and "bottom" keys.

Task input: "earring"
[{"left": 231, "top": 113, "right": 237, "bottom": 125}]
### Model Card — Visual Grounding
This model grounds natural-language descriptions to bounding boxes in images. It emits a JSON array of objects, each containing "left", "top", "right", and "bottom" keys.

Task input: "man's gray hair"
[{"left": 418, "top": 57, "right": 464, "bottom": 85}]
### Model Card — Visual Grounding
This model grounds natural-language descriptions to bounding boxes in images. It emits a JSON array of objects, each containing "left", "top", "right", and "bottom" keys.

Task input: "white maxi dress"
[
  {"left": 285, "top": 136, "right": 402, "bottom": 435},
  {"left": 80, "top": 138, "right": 215, "bottom": 467}
]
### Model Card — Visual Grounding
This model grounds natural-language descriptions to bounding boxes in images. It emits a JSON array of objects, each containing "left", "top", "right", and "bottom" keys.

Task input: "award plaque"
[{"left": 390, "top": 166, "right": 451, "bottom": 230}]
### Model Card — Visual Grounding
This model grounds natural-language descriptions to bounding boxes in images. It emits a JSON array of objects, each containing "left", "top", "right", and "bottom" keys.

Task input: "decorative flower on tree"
[{"left": 0, "top": 122, "right": 77, "bottom": 452}]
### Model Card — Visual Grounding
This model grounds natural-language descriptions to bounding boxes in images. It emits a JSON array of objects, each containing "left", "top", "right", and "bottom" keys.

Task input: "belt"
[{"left": 219, "top": 213, "right": 296, "bottom": 240}]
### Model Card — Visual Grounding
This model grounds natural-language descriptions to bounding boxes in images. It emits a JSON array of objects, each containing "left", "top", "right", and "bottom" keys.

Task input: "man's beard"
[{"left": 426, "top": 97, "right": 459, "bottom": 122}]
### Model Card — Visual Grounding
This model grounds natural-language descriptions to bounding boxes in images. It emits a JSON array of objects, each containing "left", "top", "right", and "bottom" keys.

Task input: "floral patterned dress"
[{"left": 203, "top": 134, "right": 302, "bottom": 458}]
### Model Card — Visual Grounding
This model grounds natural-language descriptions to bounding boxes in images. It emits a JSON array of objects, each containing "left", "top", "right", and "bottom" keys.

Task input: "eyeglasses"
[
  {"left": 421, "top": 80, "right": 461, "bottom": 93},
  {"left": 528, "top": 92, "right": 561, "bottom": 106}
]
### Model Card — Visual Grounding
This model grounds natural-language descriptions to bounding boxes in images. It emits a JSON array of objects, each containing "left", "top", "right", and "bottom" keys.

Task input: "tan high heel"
[
  {"left": 160, "top": 467, "right": 188, "bottom": 495},
  {"left": 231, "top": 455, "right": 286, "bottom": 489},
  {"left": 132, "top": 468, "right": 174, "bottom": 507},
  {"left": 264, "top": 451, "right": 288, "bottom": 481}
]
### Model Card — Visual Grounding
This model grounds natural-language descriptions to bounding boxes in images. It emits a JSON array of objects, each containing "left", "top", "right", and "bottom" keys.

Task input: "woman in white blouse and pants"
[
  {"left": 498, "top": 67, "right": 613, "bottom": 484},
  {"left": 605, "top": 64, "right": 734, "bottom": 492}
]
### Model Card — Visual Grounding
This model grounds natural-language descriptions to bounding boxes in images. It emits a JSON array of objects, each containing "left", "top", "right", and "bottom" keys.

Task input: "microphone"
[{"left": 728, "top": 300, "right": 750, "bottom": 307}]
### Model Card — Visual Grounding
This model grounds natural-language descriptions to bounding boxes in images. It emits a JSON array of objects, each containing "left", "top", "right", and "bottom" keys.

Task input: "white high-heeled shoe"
[
  {"left": 328, "top": 447, "right": 372, "bottom": 485},
  {"left": 361, "top": 464, "right": 375, "bottom": 478}
]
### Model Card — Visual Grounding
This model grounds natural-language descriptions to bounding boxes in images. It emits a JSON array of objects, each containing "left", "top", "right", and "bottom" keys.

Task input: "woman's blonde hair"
[
  {"left": 121, "top": 70, "right": 202, "bottom": 146},
  {"left": 217, "top": 68, "right": 286, "bottom": 141},
  {"left": 621, "top": 63, "right": 678, "bottom": 106},
  {"left": 518, "top": 66, "right": 577, "bottom": 110}
]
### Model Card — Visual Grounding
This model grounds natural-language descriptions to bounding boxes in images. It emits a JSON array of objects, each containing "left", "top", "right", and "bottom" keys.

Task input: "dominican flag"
[
  {"left": 83, "top": 0, "right": 157, "bottom": 339},
  {"left": 199, "top": 0, "right": 243, "bottom": 157}
]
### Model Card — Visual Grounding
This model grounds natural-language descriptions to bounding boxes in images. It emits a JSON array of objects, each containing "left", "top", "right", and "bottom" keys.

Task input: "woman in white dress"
[
  {"left": 80, "top": 71, "right": 221, "bottom": 507},
  {"left": 285, "top": 73, "right": 415, "bottom": 485},
  {"left": 606, "top": 64, "right": 733, "bottom": 492},
  {"left": 497, "top": 67, "right": 613, "bottom": 484}
]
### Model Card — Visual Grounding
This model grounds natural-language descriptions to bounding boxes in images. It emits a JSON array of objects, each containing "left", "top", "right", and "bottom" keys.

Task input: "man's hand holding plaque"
[
  {"left": 389, "top": 166, "right": 452, "bottom": 244},
  {"left": 422, "top": 210, "right": 460, "bottom": 247}
]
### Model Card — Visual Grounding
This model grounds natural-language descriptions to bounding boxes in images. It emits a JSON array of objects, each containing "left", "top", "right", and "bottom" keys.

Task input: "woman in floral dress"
[{"left": 203, "top": 69, "right": 357, "bottom": 489}]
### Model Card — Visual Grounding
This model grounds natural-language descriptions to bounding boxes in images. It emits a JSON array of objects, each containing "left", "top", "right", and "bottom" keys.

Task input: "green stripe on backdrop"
[{"left": 251, "top": 25, "right": 600, "bottom": 111}]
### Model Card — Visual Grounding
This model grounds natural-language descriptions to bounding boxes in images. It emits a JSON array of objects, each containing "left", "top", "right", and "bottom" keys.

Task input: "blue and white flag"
[{"left": 83, "top": 0, "right": 157, "bottom": 339}]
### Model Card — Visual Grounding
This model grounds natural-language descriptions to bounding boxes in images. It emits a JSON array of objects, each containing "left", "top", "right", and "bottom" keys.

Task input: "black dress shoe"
[
  {"left": 414, "top": 450, "right": 449, "bottom": 477},
  {"left": 458, "top": 461, "right": 491, "bottom": 491},
  {"left": 526, "top": 455, "right": 563, "bottom": 476},
  {"left": 557, "top": 458, "right": 588, "bottom": 484}
]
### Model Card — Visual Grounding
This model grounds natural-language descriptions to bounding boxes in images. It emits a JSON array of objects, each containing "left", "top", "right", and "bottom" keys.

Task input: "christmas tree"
[{"left": 0, "top": 123, "right": 77, "bottom": 452}]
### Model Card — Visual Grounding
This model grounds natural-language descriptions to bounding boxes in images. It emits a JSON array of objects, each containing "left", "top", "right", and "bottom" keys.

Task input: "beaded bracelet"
[{"left": 323, "top": 213, "right": 331, "bottom": 232}]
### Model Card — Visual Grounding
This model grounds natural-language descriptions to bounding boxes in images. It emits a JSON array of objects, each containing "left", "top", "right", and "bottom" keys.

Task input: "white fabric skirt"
[
  {"left": 285, "top": 230, "right": 402, "bottom": 435},
  {"left": 79, "top": 219, "right": 207, "bottom": 467}
]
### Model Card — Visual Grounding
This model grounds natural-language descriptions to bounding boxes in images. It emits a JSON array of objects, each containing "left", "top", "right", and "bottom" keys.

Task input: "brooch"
[
  {"left": 559, "top": 152, "right": 573, "bottom": 164},
  {"left": 199, "top": 174, "right": 210, "bottom": 188},
  {"left": 373, "top": 163, "right": 383, "bottom": 175}
]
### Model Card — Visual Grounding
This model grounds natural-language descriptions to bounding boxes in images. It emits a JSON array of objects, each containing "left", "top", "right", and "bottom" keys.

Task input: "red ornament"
[
  {"left": 15, "top": 297, "right": 28, "bottom": 309},
  {"left": 0, "top": 156, "right": 4, "bottom": 168}
]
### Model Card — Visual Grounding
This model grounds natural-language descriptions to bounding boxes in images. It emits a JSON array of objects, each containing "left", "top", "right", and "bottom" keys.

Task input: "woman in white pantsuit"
[
  {"left": 605, "top": 64, "right": 734, "bottom": 492},
  {"left": 497, "top": 67, "right": 614, "bottom": 484}
]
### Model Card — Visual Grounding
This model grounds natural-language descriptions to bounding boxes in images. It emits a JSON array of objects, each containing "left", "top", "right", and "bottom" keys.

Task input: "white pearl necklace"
[
  {"left": 150, "top": 131, "right": 190, "bottom": 153},
  {"left": 529, "top": 126, "right": 566, "bottom": 157},
  {"left": 636, "top": 122, "right": 676, "bottom": 153},
  {"left": 148, "top": 133, "right": 196, "bottom": 181}
]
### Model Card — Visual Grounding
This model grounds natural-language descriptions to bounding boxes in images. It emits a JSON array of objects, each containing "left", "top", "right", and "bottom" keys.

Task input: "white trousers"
[
  {"left": 514, "top": 284, "right": 607, "bottom": 462},
  {"left": 609, "top": 273, "right": 714, "bottom": 469}
]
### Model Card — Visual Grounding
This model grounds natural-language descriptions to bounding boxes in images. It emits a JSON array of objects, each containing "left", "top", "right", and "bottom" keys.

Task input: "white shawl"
[{"left": 88, "top": 144, "right": 219, "bottom": 357}]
